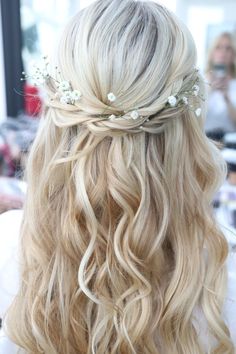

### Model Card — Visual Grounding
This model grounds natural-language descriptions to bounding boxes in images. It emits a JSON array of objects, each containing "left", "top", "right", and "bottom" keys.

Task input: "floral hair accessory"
[
  {"left": 107, "top": 73, "right": 204, "bottom": 123},
  {"left": 182, "top": 97, "right": 188, "bottom": 105},
  {"left": 22, "top": 60, "right": 203, "bottom": 123},
  {"left": 165, "top": 72, "right": 204, "bottom": 117},
  {"left": 21, "top": 56, "right": 82, "bottom": 105},
  {"left": 130, "top": 110, "right": 139, "bottom": 119},
  {"left": 108, "top": 110, "right": 141, "bottom": 121},
  {"left": 167, "top": 96, "right": 177, "bottom": 107},
  {"left": 193, "top": 84, "right": 200, "bottom": 96},
  {"left": 195, "top": 108, "right": 202, "bottom": 117},
  {"left": 107, "top": 92, "right": 116, "bottom": 102}
]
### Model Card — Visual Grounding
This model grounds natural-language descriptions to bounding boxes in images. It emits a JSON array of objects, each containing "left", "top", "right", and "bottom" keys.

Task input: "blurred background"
[{"left": 1, "top": 0, "right": 236, "bottom": 241}]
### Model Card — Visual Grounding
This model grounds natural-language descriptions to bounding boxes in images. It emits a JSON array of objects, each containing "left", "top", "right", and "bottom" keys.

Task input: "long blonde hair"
[{"left": 6, "top": 1, "right": 234, "bottom": 353}]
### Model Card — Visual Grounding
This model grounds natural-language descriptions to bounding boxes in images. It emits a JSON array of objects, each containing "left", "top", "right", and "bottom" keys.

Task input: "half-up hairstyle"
[{"left": 6, "top": 0, "right": 234, "bottom": 353}]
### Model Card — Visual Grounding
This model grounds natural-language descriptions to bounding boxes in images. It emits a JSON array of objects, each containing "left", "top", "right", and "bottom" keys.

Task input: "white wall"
[
  {"left": 0, "top": 3, "right": 6, "bottom": 122},
  {"left": 79, "top": 0, "right": 95, "bottom": 9}
]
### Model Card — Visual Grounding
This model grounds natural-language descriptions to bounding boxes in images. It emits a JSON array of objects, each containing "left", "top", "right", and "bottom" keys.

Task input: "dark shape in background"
[{"left": 1, "top": 0, "right": 24, "bottom": 117}]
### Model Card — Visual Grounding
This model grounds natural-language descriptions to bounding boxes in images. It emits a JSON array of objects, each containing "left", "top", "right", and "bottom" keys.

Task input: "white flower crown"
[{"left": 21, "top": 56, "right": 204, "bottom": 122}]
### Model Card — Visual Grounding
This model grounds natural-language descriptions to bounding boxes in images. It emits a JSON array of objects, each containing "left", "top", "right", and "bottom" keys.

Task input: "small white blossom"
[
  {"left": 24, "top": 57, "right": 84, "bottom": 107},
  {"left": 58, "top": 81, "right": 71, "bottom": 92},
  {"left": 63, "top": 91, "right": 72, "bottom": 98},
  {"left": 182, "top": 96, "right": 188, "bottom": 105},
  {"left": 167, "top": 95, "right": 177, "bottom": 107},
  {"left": 70, "top": 90, "right": 82, "bottom": 101},
  {"left": 193, "top": 84, "right": 200, "bottom": 96},
  {"left": 195, "top": 108, "right": 201, "bottom": 117},
  {"left": 130, "top": 110, "right": 139, "bottom": 120},
  {"left": 60, "top": 95, "right": 70, "bottom": 104},
  {"left": 109, "top": 114, "right": 116, "bottom": 120},
  {"left": 107, "top": 92, "right": 116, "bottom": 102}
]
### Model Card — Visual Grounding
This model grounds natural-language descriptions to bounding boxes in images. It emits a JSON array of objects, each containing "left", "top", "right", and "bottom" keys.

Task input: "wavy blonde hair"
[{"left": 6, "top": 1, "right": 234, "bottom": 353}]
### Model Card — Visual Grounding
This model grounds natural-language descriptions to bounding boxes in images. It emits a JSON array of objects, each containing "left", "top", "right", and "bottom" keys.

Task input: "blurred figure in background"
[{"left": 205, "top": 32, "right": 236, "bottom": 137}]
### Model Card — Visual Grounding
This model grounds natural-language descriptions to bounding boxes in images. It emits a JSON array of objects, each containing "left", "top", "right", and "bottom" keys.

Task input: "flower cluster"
[
  {"left": 21, "top": 56, "right": 50, "bottom": 86},
  {"left": 57, "top": 81, "right": 82, "bottom": 104},
  {"left": 166, "top": 76, "right": 203, "bottom": 117},
  {"left": 21, "top": 56, "right": 82, "bottom": 105}
]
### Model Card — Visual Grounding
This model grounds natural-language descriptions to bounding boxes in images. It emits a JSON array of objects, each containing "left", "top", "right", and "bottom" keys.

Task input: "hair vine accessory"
[
  {"left": 108, "top": 109, "right": 141, "bottom": 121},
  {"left": 105, "top": 71, "right": 204, "bottom": 121},
  {"left": 21, "top": 58, "right": 203, "bottom": 122}
]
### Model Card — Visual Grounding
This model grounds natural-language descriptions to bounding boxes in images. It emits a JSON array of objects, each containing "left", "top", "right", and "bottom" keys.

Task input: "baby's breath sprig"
[
  {"left": 21, "top": 56, "right": 50, "bottom": 86},
  {"left": 108, "top": 110, "right": 140, "bottom": 121},
  {"left": 165, "top": 74, "right": 205, "bottom": 117},
  {"left": 21, "top": 56, "right": 82, "bottom": 105}
]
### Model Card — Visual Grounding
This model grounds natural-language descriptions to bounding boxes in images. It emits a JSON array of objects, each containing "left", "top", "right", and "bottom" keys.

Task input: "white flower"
[
  {"left": 107, "top": 92, "right": 116, "bottom": 102},
  {"left": 58, "top": 81, "right": 71, "bottom": 92},
  {"left": 182, "top": 96, "right": 188, "bottom": 105},
  {"left": 63, "top": 91, "right": 72, "bottom": 98},
  {"left": 130, "top": 110, "right": 139, "bottom": 120},
  {"left": 28, "top": 64, "right": 50, "bottom": 86},
  {"left": 167, "top": 95, "right": 177, "bottom": 107},
  {"left": 193, "top": 84, "right": 200, "bottom": 96},
  {"left": 60, "top": 95, "right": 70, "bottom": 104},
  {"left": 109, "top": 114, "right": 116, "bottom": 120},
  {"left": 70, "top": 90, "right": 82, "bottom": 101},
  {"left": 195, "top": 108, "right": 201, "bottom": 117}
]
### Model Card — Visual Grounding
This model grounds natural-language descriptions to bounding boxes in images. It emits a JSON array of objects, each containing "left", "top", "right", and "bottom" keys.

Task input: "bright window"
[
  {"left": 187, "top": 6, "right": 224, "bottom": 71},
  {"left": 152, "top": 0, "right": 176, "bottom": 12}
]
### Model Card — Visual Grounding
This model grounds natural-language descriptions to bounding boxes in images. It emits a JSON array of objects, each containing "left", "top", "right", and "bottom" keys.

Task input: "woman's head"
[
  {"left": 6, "top": 1, "right": 234, "bottom": 353},
  {"left": 206, "top": 32, "right": 236, "bottom": 76},
  {"left": 44, "top": 0, "right": 202, "bottom": 136}
]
